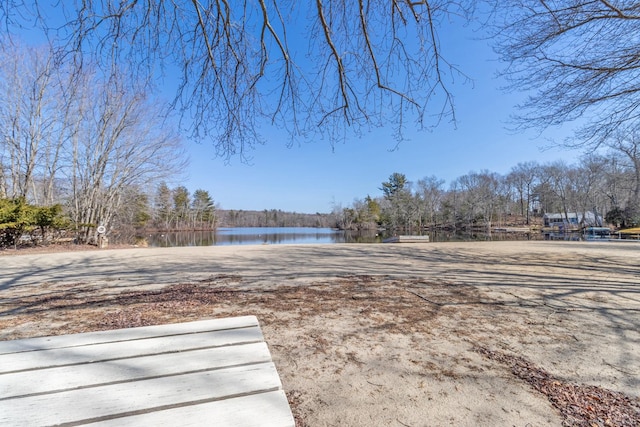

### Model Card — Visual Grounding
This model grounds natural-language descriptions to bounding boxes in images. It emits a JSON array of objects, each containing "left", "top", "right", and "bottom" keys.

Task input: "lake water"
[
  {"left": 145, "top": 227, "right": 371, "bottom": 247},
  {"left": 144, "top": 227, "right": 537, "bottom": 247}
]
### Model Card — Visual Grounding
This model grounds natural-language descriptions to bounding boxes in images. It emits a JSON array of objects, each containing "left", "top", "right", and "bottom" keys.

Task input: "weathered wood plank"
[
  {"left": 0, "top": 363, "right": 283, "bottom": 426},
  {"left": 86, "top": 390, "right": 295, "bottom": 427},
  {"left": 0, "top": 342, "right": 271, "bottom": 399},
  {"left": 0, "top": 316, "right": 295, "bottom": 426},
  {"left": 0, "top": 327, "right": 263, "bottom": 373},
  {"left": 0, "top": 316, "right": 259, "bottom": 355}
]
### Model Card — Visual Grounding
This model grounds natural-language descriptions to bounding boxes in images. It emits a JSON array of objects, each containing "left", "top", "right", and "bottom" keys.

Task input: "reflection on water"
[
  {"left": 429, "top": 230, "right": 541, "bottom": 242},
  {"left": 146, "top": 227, "right": 365, "bottom": 247},
  {"left": 143, "top": 227, "right": 539, "bottom": 248}
]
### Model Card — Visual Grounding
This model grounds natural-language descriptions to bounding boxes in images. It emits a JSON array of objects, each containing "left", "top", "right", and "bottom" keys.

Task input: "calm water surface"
[
  {"left": 146, "top": 227, "right": 370, "bottom": 247},
  {"left": 144, "top": 227, "right": 535, "bottom": 247}
]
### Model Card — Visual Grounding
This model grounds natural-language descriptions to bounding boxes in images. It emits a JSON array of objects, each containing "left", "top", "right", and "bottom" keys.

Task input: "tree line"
[
  {"left": 218, "top": 209, "right": 332, "bottom": 229},
  {"left": 0, "top": 177, "right": 337, "bottom": 248},
  {"left": 144, "top": 185, "right": 335, "bottom": 231},
  {"left": 336, "top": 146, "right": 640, "bottom": 233},
  {"left": 4, "top": 142, "right": 639, "bottom": 248},
  {"left": 3, "top": 2, "right": 640, "bottom": 246}
]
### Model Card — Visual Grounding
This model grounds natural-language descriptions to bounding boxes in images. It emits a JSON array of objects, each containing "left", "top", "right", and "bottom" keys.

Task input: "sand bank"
[{"left": 1, "top": 241, "right": 639, "bottom": 425}]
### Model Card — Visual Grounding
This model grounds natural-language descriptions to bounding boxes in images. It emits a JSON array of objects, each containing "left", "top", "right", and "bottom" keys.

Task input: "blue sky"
[
  {"left": 14, "top": 5, "right": 583, "bottom": 214},
  {"left": 183, "top": 21, "right": 581, "bottom": 214}
]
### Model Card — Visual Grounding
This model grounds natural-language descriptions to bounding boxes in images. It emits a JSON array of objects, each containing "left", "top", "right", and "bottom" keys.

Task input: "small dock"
[
  {"left": 0, "top": 316, "right": 294, "bottom": 427},
  {"left": 383, "top": 235, "right": 430, "bottom": 243},
  {"left": 493, "top": 227, "right": 532, "bottom": 233}
]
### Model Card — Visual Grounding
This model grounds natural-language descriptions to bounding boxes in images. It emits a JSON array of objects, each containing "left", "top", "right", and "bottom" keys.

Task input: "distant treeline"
[
  {"left": 336, "top": 153, "right": 640, "bottom": 233},
  {"left": 217, "top": 209, "right": 334, "bottom": 228}
]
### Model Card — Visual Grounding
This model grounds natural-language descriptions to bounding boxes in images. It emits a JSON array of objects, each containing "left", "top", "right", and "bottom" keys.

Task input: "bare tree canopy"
[
  {"left": 5, "top": 1, "right": 639, "bottom": 157},
  {"left": 0, "top": 39, "right": 187, "bottom": 242},
  {"left": 492, "top": 1, "right": 640, "bottom": 147},
  {"left": 0, "top": 1, "right": 474, "bottom": 159}
]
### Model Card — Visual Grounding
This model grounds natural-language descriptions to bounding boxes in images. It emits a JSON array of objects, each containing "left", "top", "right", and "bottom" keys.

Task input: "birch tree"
[
  {"left": 0, "top": 42, "right": 62, "bottom": 202},
  {"left": 66, "top": 70, "right": 186, "bottom": 242}
]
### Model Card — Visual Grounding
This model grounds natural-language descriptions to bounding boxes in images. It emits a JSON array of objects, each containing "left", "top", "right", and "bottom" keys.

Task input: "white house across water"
[{"left": 543, "top": 211, "right": 604, "bottom": 228}]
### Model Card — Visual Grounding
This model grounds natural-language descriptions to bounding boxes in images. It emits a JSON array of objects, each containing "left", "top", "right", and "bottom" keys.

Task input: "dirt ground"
[{"left": 1, "top": 241, "right": 639, "bottom": 426}]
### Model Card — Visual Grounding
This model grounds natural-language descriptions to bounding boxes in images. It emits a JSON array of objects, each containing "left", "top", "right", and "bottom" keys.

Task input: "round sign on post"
[{"left": 97, "top": 225, "right": 106, "bottom": 234}]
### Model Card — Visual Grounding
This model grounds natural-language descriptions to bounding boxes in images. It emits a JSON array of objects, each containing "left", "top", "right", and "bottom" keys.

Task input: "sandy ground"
[{"left": 1, "top": 241, "right": 639, "bottom": 426}]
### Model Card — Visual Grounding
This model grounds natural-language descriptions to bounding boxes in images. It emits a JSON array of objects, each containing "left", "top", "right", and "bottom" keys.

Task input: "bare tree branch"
[
  {"left": 492, "top": 0, "right": 640, "bottom": 147},
  {"left": 1, "top": 1, "right": 472, "bottom": 159}
]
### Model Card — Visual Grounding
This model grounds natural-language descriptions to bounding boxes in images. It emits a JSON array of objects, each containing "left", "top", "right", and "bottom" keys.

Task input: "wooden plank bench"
[{"left": 0, "top": 316, "right": 295, "bottom": 426}]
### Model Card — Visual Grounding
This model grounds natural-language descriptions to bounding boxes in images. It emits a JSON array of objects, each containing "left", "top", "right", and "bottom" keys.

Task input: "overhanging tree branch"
[{"left": 2, "top": 1, "right": 473, "bottom": 158}]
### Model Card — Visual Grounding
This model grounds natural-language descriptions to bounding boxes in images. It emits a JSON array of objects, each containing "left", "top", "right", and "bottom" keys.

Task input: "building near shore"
[{"left": 543, "top": 212, "right": 603, "bottom": 228}]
